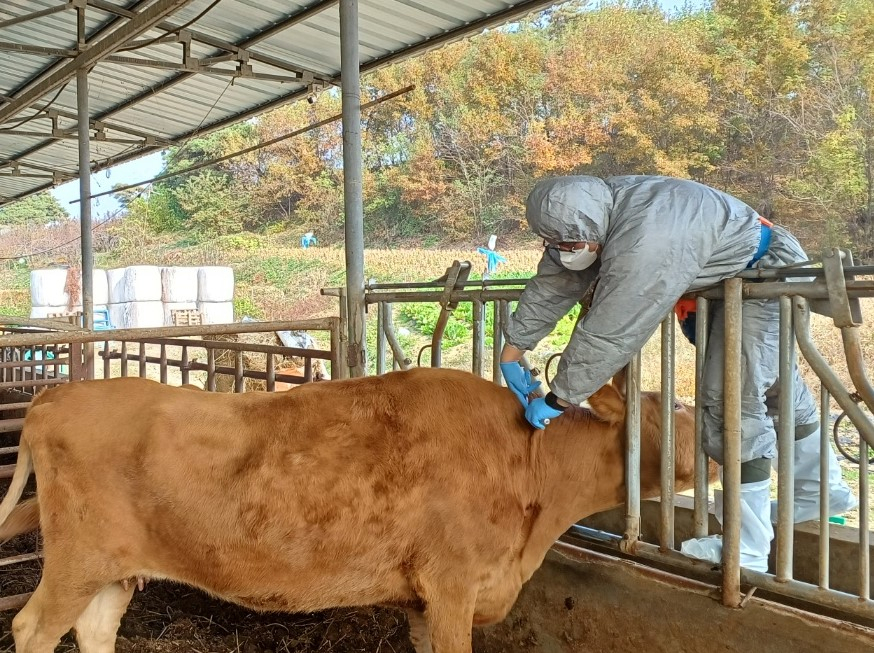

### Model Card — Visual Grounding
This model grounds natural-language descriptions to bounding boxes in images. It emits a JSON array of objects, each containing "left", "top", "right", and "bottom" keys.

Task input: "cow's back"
[{"left": 25, "top": 369, "right": 535, "bottom": 613}]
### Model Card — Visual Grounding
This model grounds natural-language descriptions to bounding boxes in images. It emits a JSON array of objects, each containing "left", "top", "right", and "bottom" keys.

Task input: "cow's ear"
[
  {"left": 588, "top": 383, "right": 626, "bottom": 425},
  {"left": 611, "top": 367, "right": 627, "bottom": 398}
]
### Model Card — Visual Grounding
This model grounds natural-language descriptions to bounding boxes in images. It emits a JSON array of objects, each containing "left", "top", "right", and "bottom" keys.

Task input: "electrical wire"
[
  {"left": 119, "top": 0, "right": 224, "bottom": 52},
  {"left": 0, "top": 77, "right": 236, "bottom": 260},
  {"left": 0, "top": 82, "right": 70, "bottom": 132}
]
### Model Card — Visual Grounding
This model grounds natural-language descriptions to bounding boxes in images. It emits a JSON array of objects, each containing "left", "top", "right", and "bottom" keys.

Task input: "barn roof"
[{"left": 0, "top": 0, "right": 556, "bottom": 206}]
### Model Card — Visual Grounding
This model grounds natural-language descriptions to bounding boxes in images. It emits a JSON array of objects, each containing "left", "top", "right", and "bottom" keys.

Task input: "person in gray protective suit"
[{"left": 499, "top": 175, "right": 857, "bottom": 572}]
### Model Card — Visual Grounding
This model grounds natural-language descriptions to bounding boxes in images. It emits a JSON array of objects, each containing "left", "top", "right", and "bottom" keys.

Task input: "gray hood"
[{"left": 525, "top": 176, "right": 613, "bottom": 243}]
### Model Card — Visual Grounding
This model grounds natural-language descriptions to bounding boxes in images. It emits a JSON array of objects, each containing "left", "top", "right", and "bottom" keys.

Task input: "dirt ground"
[{"left": 0, "top": 553, "right": 535, "bottom": 653}]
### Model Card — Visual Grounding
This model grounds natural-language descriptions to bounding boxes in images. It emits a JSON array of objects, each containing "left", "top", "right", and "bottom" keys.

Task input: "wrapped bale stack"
[
  {"left": 161, "top": 266, "right": 199, "bottom": 326},
  {"left": 107, "top": 266, "right": 164, "bottom": 329},
  {"left": 197, "top": 266, "right": 235, "bottom": 324},
  {"left": 29, "top": 268, "right": 109, "bottom": 320}
]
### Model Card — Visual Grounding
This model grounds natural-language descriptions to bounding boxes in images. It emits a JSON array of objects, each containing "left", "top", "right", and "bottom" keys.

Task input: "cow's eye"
[{"left": 674, "top": 402, "right": 683, "bottom": 411}]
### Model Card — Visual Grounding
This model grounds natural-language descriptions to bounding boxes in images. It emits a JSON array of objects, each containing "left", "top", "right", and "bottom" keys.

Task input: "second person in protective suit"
[{"left": 500, "top": 174, "right": 856, "bottom": 573}]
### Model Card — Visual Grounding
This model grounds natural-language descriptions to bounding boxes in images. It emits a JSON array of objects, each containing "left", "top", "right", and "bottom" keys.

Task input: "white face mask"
[{"left": 558, "top": 248, "right": 599, "bottom": 271}]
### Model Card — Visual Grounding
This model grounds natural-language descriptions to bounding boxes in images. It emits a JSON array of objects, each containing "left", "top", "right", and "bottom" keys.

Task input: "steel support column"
[
  {"left": 77, "top": 68, "right": 94, "bottom": 377},
  {"left": 339, "top": 0, "right": 366, "bottom": 377}
]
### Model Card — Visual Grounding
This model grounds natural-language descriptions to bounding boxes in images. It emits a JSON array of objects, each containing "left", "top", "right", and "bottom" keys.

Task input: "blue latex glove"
[
  {"left": 500, "top": 361, "right": 541, "bottom": 407},
  {"left": 525, "top": 397, "right": 564, "bottom": 430}
]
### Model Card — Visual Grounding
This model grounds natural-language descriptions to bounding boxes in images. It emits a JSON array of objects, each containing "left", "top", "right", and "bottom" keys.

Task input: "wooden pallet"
[{"left": 171, "top": 309, "right": 202, "bottom": 326}]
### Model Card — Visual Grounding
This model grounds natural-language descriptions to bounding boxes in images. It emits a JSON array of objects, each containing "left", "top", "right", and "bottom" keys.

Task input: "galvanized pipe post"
[
  {"left": 376, "top": 302, "right": 387, "bottom": 375},
  {"left": 621, "top": 353, "right": 642, "bottom": 553},
  {"left": 693, "top": 296, "right": 710, "bottom": 538},
  {"left": 776, "top": 295, "right": 796, "bottom": 582},
  {"left": 339, "top": 0, "right": 366, "bottom": 377},
  {"left": 472, "top": 300, "right": 484, "bottom": 377},
  {"left": 660, "top": 315, "right": 676, "bottom": 551},
  {"left": 722, "top": 277, "right": 743, "bottom": 607},
  {"left": 76, "top": 66, "right": 95, "bottom": 378},
  {"left": 492, "top": 301, "right": 504, "bottom": 385},
  {"left": 818, "top": 385, "right": 831, "bottom": 590}
]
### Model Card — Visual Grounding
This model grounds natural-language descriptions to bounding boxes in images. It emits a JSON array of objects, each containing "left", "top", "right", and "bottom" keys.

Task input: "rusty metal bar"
[
  {"left": 0, "top": 379, "right": 64, "bottom": 390},
  {"left": 819, "top": 385, "right": 831, "bottom": 590},
  {"left": 120, "top": 341, "right": 129, "bottom": 377},
  {"left": 138, "top": 337, "right": 331, "bottom": 359},
  {"left": 861, "top": 439, "right": 870, "bottom": 600},
  {"left": 160, "top": 344, "right": 168, "bottom": 385},
  {"left": 472, "top": 300, "right": 484, "bottom": 377},
  {"left": 660, "top": 315, "right": 676, "bottom": 552},
  {"left": 180, "top": 345, "right": 190, "bottom": 385},
  {"left": 722, "top": 277, "right": 743, "bottom": 607},
  {"left": 376, "top": 302, "right": 387, "bottom": 375},
  {"left": 207, "top": 349, "right": 216, "bottom": 392},
  {"left": 0, "top": 358, "right": 69, "bottom": 370},
  {"left": 234, "top": 352, "right": 245, "bottom": 393},
  {"left": 304, "top": 357, "right": 313, "bottom": 383},
  {"left": 382, "top": 303, "right": 410, "bottom": 372},
  {"left": 0, "top": 403, "right": 31, "bottom": 412},
  {"left": 776, "top": 295, "right": 795, "bottom": 582},
  {"left": 329, "top": 317, "right": 344, "bottom": 379},
  {"left": 266, "top": 352, "right": 275, "bottom": 391},
  {"left": 103, "top": 340, "right": 111, "bottom": 378},
  {"left": 694, "top": 296, "right": 710, "bottom": 538},
  {"left": 492, "top": 301, "right": 504, "bottom": 385},
  {"left": 186, "top": 363, "right": 306, "bottom": 386},
  {"left": 138, "top": 342, "right": 147, "bottom": 378},
  {"left": 0, "top": 319, "right": 340, "bottom": 348},
  {"left": 621, "top": 353, "right": 642, "bottom": 554}
]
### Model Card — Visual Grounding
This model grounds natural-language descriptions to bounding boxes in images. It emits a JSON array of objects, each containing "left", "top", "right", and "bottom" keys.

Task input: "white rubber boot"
[
  {"left": 716, "top": 477, "right": 774, "bottom": 573},
  {"left": 681, "top": 472, "right": 774, "bottom": 574},
  {"left": 770, "top": 430, "right": 858, "bottom": 523}
]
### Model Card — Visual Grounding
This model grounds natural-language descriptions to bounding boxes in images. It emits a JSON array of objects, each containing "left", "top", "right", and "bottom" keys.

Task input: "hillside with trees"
[{"left": 61, "top": 0, "right": 870, "bottom": 261}]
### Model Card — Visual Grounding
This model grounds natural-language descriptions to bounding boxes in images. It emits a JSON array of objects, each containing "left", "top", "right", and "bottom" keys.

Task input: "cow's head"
[{"left": 585, "top": 368, "right": 703, "bottom": 495}]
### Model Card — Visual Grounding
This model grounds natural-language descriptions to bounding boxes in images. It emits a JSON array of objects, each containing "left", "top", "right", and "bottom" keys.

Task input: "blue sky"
[{"left": 50, "top": 0, "right": 708, "bottom": 219}]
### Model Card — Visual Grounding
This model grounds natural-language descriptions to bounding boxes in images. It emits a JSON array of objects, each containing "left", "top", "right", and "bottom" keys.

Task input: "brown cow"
[{"left": 0, "top": 367, "right": 703, "bottom": 653}]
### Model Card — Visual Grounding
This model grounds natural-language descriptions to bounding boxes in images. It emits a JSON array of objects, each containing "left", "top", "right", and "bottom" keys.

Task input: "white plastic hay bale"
[
  {"left": 197, "top": 301, "right": 234, "bottom": 325},
  {"left": 106, "top": 268, "right": 127, "bottom": 304},
  {"left": 163, "top": 301, "right": 198, "bottom": 326},
  {"left": 125, "top": 300, "right": 164, "bottom": 328},
  {"left": 197, "top": 266, "right": 235, "bottom": 302},
  {"left": 108, "top": 303, "right": 129, "bottom": 330},
  {"left": 122, "top": 266, "right": 162, "bottom": 302},
  {"left": 91, "top": 269, "right": 109, "bottom": 306},
  {"left": 161, "top": 266, "right": 199, "bottom": 303},
  {"left": 30, "top": 269, "right": 70, "bottom": 307}
]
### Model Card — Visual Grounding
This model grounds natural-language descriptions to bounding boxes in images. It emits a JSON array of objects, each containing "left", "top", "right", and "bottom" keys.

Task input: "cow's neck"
[{"left": 518, "top": 408, "right": 626, "bottom": 579}]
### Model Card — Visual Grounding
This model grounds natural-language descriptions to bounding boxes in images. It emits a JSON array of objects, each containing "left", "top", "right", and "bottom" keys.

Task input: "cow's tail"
[{"left": 0, "top": 433, "right": 33, "bottom": 539}]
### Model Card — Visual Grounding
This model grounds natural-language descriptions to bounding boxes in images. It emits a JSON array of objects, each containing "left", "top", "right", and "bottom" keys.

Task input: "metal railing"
[
  {"left": 334, "top": 254, "right": 874, "bottom": 625},
  {"left": 0, "top": 317, "right": 342, "bottom": 610}
]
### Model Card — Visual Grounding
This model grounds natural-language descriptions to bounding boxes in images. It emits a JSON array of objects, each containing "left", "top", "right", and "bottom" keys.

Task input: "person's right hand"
[{"left": 500, "top": 361, "right": 541, "bottom": 407}]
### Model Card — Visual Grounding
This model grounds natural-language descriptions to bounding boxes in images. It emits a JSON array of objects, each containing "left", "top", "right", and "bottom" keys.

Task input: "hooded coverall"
[{"left": 504, "top": 175, "right": 856, "bottom": 571}]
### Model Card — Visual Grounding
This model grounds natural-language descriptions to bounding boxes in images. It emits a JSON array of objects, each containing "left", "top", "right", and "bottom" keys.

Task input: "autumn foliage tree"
[{"left": 113, "top": 0, "right": 874, "bottom": 260}]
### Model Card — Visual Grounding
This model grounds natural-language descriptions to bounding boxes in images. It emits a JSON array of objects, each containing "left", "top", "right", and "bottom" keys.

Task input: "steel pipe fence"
[
  {"left": 348, "top": 253, "right": 874, "bottom": 623},
  {"left": 0, "top": 318, "right": 342, "bottom": 606}
]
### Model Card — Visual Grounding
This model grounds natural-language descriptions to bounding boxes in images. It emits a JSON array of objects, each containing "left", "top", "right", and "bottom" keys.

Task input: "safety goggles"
[{"left": 542, "top": 239, "right": 597, "bottom": 253}]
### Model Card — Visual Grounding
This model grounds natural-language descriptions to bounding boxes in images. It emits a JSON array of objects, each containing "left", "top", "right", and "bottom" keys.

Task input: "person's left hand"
[{"left": 525, "top": 397, "right": 564, "bottom": 430}]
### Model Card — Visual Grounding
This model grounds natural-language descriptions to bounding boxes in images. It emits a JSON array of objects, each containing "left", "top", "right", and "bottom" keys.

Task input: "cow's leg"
[
  {"left": 405, "top": 608, "right": 433, "bottom": 653},
  {"left": 423, "top": 597, "right": 475, "bottom": 653},
  {"left": 73, "top": 581, "right": 136, "bottom": 653},
  {"left": 11, "top": 579, "right": 94, "bottom": 653}
]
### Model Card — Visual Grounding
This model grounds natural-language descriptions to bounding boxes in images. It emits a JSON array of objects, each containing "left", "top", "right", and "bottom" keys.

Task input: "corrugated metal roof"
[{"left": 0, "top": 0, "right": 556, "bottom": 206}]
